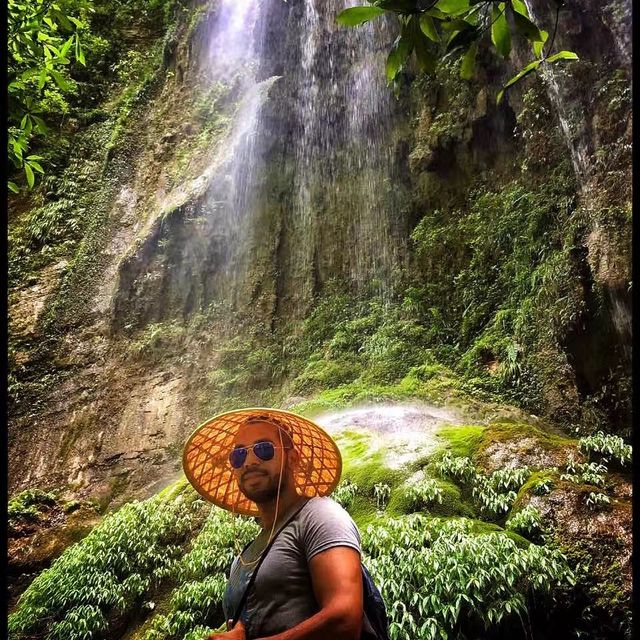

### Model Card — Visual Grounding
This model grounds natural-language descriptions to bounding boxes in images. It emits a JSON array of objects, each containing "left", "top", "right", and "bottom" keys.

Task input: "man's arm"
[{"left": 256, "top": 546, "right": 363, "bottom": 640}]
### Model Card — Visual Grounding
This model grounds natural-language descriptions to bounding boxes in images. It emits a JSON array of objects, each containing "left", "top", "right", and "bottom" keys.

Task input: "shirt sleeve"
[{"left": 300, "top": 497, "right": 362, "bottom": 563}]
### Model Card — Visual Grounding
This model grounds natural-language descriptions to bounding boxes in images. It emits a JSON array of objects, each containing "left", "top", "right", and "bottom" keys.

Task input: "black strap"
[{"left": 231, "top": 498, "right": 310, "bottom": 627}]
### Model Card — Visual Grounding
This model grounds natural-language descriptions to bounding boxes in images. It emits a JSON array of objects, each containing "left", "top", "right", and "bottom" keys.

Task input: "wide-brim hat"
[{"left": 183, "top": 407, "right": 342, "bottom": 516}]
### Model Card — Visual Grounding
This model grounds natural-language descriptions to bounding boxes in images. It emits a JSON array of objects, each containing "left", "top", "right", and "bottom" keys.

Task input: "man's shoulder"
[{"left": 301, "top": 495, "right": 357, "bottom": 524}]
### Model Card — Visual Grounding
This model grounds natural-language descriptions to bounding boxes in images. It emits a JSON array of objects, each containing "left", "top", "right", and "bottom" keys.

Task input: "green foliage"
[
  {"left": 560, "top": 457, "right": 607, "bottom": 488},
  {"left": 584, "top": 492, "right": 611, "bottom": 511},
  {"left": 333, "top": 480, "right": 360, "bottom": 510},
  {"left": 8, "top": 0, "right": 89, "bottom": 191},
  {"left": 437, "top": 454, "right": 530, "bottom": 519},
  {"left": 141, "top": 507, "right": 259, "bottom": 640},
  {"left": 8, "top": 485, "right": 207, "bottom": 640},
  {"left": 404, "top": 476, "right": 444, "bottom": 510},
  {"left": 127, "top": 321, "right": 187, "bottom": 361},
  {"left": 374, "top": 482, "right": 392, "bottom": 511},
  {"left": 531, "top": 476, "right": 555, "bottom": 496},
  {"left": 506, "top": 505, "right": 545, "bottom": 540},
  {"left": 336, "top": 0, "right": 578, "bottom": 100},
  {"left": 578, "top": 431, "right": 631, "bottom": 468},
  {"left": 8, "top": 488, "right": 58, "bottom": 522},
  {"left": 362, "top": 515, "right": 575, "bottom": 639}
]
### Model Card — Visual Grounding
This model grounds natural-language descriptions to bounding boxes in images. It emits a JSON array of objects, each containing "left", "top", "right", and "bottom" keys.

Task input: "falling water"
[
  {"left": 522, "top": 0, "right": 592, "bottom": 186},
  {"left": 199, "top": 0, "right": 407, "bottom": 315},
  {"left": 285, "top": 0, "right": 406, "bottom": 300}
]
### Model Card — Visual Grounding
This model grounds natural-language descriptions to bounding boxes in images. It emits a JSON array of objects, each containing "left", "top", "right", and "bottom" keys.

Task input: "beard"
[{"left": 240, "top": 467, "right": 291, "bottom": 503}]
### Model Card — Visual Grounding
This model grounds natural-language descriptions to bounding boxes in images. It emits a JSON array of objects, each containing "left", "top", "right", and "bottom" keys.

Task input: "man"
[{"left": 182, "top": 409, "right": 364, "bottom": 640}]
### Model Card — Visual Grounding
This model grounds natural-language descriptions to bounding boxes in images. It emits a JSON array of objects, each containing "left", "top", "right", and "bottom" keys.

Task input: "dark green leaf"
[
  {"left": 497, "top": 59, "right": 541, "bottom": 103},
  {"left": 446, "top": 25, "right": 479, "bottom": 53},
  {"left": 491, "top": 3, "right": 511, "bottom": 58},
  {"left": 32, "top": 115, "right": 48, "bottom": 133},
  {"left": 460, "top": 40, "right": 477, "bottom": 79},
  {"left": 510, "top": 2, "right": 544, "bottom": 42},
  {"left": 336, "top": 6, "right": 386, "bottom": 26},
  {"left": 24, "top": 163, "right": 35, "bottom": 188},
  {"left": 386, "top": 31, "right": 413, "bottom": 83},
  {"left": 533, "top": 29, "right": 548, "bottom": 57},
  {"left": 419, "top": 14, "right": 439, "bottom": 41},
  {"left": 375, "top": 0, "right": 417, "bottom": 13},
  {"left": 411, "top": 16, "right": 437, "bottom": 74},
  {"left": 50, "top": 69, "right": 70, "bottom": 90},
  {"left": 435, "top": 0, "right": 470, "bottom": 15},
  {"left": 546, "top": 50, "right": 579, "bottom": 63}
]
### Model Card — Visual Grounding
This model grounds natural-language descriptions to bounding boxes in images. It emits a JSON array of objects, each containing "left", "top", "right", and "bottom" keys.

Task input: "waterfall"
[
  {"left": 522, "top": 0, "right": 592, "bottom": 187},
  {"left": 198, "top": 0, "right": 406, "bottom": 315}
]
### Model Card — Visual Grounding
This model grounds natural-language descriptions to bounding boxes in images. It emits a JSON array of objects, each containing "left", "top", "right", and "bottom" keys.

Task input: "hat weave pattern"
[{"left": 183, "top": 408, "right": 342, "bottom": 516}]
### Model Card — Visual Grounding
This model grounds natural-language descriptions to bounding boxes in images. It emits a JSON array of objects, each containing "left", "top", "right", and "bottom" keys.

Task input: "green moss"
[{"left": 435, "top": 424, "right": 487, "bottom": 458}]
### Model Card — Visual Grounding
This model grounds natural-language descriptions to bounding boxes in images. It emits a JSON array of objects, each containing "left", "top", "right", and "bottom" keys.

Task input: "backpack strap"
[{"left": 231, "top": 498, "right": 310, "bottom": 627}]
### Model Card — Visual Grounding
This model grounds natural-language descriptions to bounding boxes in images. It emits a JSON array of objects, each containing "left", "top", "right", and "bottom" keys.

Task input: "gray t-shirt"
[{"left": 222, "top": 496, "right": 361, "bottom": 639}]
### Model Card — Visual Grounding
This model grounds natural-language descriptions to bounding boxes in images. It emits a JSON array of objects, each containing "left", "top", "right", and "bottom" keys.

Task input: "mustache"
[{"left": 242, "top": 470, "right": 268, "bottom": 480}]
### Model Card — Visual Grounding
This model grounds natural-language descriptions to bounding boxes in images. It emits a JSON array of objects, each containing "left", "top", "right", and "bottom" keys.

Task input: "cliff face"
[{"left": 8, "top": 0, "right": 631, "bottom": 505}]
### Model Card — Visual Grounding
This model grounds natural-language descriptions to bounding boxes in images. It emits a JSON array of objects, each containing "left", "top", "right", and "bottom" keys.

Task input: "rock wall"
[{"left": 8, "top": 0, "right": 631, "bottom": 504}]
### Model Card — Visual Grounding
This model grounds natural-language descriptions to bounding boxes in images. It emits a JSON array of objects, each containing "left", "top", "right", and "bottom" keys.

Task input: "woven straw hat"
[{"left": 183, "top": 407, "right": 342, "bottom": 516}]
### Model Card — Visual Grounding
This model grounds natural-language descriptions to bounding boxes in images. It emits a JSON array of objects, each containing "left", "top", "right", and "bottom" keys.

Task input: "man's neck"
[{"left": 258, "top": 489, "right": 306, "bottom": 532}]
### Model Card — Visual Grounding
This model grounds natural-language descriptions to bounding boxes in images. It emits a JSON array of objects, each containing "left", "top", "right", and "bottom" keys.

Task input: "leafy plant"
[
  {"left": 584, "top": 492, "right": 611, "bottom": 511},
  {"left": 579, "top": 431, "right": 631, "bottom": 468},
  {"left": 531, "top": 476, "right": 554, "bottom": 495},
  {"left": 333, "top": 480, "right": 360, "bottom": 510},
  {"left": 405, "top": 476, "right": 444, "bottom": 509},
  {"left": 362, "top": 515, "right": 575, "bottom": 640},
  {"left": 8, "top": 0, "right": 88, "bottom": 192},
  {"left": 336, "top": 0, "right": 578, "bottom": 100},
  {"left": 8, "top": 488, "right": 58, "bottom": 522},
  {"left": 8, "top": 486, "right": 208, "bottom": 640},
  {"left": 506, "top": 505, "right": 545, "bottom": 540},
  {"left": 560, "top": 458, "right": 607, "bottom": 488},
  {"left": 374, "top": 482, "right": 392, "bottom": 511}
]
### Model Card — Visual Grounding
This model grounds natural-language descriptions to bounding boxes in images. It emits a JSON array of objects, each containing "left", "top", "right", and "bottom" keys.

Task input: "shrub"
[
  {"left": 333, "top": 480, "right": 360, "bottom": 510},
  {"left": 405, "top": 477, "right": 444, "bottom": 510},
  {"left": 560, "top": 458, "right": 607, "bottom": 488},
  {"left": 579, "top": 431, "right": 631, "bottom": 468},
  {"left": 585, "top": 492, "right": 611, "bottom": 511},
  {"left": 361, "top": 515, "right": 575, "bottom": 640},
  {"left": 8, "top": 489, "right": 57, "bottom": 522},
  {"left": 8, "top": 488, "right": 207, "bottom": 640},
  {"left": 373, "top": 483, "right": 391, "bottom": 511},
  {"left": 506, "top": 506, "right": 546, "bottom": 540}
]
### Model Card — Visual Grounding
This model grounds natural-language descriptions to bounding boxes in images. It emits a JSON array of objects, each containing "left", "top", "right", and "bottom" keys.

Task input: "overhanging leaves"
[
  {"left": 336, "top": 6, "right": 386, "bottom": 26},
  {"left": 491, "top": 3, "right": 511, "bottom": 58}
]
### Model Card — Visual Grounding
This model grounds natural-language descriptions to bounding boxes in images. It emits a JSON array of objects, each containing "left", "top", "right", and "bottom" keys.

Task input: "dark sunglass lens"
[
  {"left": 254, "top": 441, "right": 275, "bottom": 461},
  {"left": 229, "top": 448, "right": 247, "bottom": 468}
]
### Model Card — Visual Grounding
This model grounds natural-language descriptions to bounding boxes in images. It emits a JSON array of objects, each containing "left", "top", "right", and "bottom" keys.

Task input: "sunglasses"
[{"left": 229, "top": 441, "right": 291, "bottom": 469}]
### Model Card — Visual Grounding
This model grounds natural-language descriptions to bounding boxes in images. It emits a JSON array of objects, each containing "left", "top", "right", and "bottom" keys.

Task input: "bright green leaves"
[
  {"left": 491, "top": 3, "right": 510, "bottom": 58},
  {"left": 546, "top": 50, "right": 579, "bottom": 63},
  {"left": 386, "top": 27, "right": 413, "bottom": 84},
  {"left": 419, "top": 14, "right": 439, "bottom": 42},
  {"left": 7, "top": 0, "right": 87, "bottom": 193},
  {"left": 435, "top": 0, "right": 470, "bottom": 15},
  {"left": 497, "top": 59, "right": 541, "bottom": 104},
  {"left": 336, "top": 6, "right": 386, "bottom": 27},
  {"left": 460, "top": 41, "right": 478, "bottom": 80},
  {"left": 509, "top": 0, "right": 544, "bottom": 43},
  {"left": 336, "top": 0, "right": 578, "bottom": 102}
]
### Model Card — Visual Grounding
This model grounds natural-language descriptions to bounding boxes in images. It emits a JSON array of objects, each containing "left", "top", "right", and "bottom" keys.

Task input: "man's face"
[{"left": 232, "top": 421, "right": 297, "bottom": 504}]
